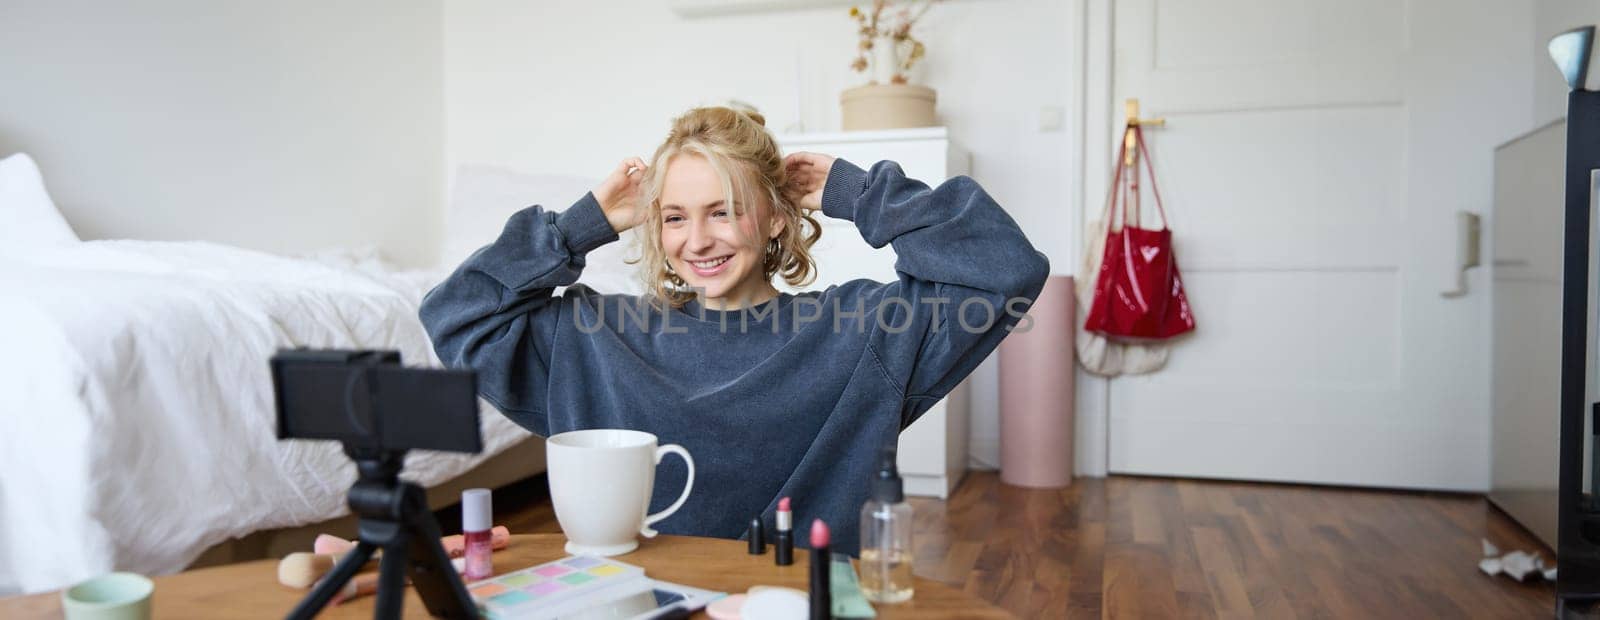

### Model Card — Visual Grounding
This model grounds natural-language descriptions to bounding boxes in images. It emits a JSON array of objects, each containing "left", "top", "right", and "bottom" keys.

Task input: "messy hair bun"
[{"left": 726, "top": 100, "right": 766, "bottom": 127}]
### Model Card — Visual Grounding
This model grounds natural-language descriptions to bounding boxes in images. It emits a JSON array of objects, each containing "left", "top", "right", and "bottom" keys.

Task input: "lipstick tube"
[
  {"left": 775, "top": 497, "right": 794, "bottom": 566},
  {"left": 748, "top": 516, "right": 767, "bottom": 555},
  {"left": 809, "top": 519, "right": 831, "bottom": 620}
]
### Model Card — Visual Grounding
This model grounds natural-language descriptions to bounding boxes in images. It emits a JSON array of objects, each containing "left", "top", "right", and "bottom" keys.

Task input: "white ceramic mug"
[{"left": 545, "top": 429, "right": 695, "bottom": 556}]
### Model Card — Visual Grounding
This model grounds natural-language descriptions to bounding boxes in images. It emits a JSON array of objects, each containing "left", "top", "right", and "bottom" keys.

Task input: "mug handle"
[{"left": 640, "top": 444, "right": 695, "bottom": 538}]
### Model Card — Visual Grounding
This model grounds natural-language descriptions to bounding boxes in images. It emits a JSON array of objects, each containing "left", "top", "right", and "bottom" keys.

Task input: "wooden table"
[{"left": 0, "top": 534, "right": 1011, "bottom": 618}]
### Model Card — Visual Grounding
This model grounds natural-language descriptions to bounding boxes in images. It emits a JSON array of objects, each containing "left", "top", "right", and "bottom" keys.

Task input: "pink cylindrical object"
[
  {"left": 999, "top": 275, "right": 1076, "bottom": 488},
  {"left": 462, "top": 488, "right": 493, "bottom": 580}
]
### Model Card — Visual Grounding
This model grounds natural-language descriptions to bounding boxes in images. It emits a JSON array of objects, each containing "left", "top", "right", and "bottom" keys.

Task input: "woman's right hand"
[{"left": 593, "top": 157, "right": 649, "bottom": 233}]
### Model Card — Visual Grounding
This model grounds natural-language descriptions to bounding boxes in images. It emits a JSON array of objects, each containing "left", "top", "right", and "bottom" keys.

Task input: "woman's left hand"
[{"left": 782, "top": 152, "right": 835, "bottom": 212}]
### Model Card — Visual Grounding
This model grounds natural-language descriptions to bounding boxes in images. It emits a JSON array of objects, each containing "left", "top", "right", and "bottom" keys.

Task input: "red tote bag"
[{"left": 1083, "top": 125, "right": 1196, "bottom": 341}]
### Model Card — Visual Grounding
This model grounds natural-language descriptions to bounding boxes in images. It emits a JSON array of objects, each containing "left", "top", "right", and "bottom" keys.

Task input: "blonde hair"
[{"left": 634, "top": 106, "right": 821, "bottom": 307}]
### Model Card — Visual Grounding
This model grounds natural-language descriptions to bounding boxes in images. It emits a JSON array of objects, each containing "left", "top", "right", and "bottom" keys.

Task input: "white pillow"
[
  {"left": 446, "top": 164, "right": 643, "bottom": 295},
  {"left": 0, "top": 153, "right": 80, "bottom": 255}
]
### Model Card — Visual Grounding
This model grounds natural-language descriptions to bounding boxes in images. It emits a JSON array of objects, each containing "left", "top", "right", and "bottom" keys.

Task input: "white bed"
[
  {"left": 0, "top": 155, "right": 619, "bottom": 596},
  {"left": 0, "top": 239, "right": 540, "bottom": 595}
]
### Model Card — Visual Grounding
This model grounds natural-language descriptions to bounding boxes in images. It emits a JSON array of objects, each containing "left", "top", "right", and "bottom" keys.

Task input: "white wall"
[
  {"left": 445, "top": 0, "right": 1080, "bottom": 468},
  {"left": 1406, "top": 0, "right": 1534, "bottom": 491},
  {"left": 1534, "top": 1, "right": 1600, "bottom": 123},
  {"left": 0, "top": 0, "right": 444, "bottom": 267}
]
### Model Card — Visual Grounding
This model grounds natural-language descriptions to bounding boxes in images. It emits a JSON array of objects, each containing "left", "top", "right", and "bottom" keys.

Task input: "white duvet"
[{"left": 0, "top": 240, "right": 533, "bottom": 595}]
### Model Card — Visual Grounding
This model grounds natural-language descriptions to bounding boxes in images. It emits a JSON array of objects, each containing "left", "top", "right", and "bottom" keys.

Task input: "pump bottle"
[{"left": 859, "top": 445, "right": 914, "bottom": 603}]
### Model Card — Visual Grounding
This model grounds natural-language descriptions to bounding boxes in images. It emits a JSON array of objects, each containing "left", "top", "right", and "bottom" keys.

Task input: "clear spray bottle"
[{"left": 859, "top": 445, "right": 914, "bottom": 603}]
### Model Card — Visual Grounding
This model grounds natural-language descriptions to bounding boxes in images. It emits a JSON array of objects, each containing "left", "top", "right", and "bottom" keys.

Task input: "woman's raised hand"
[
  {"left": 782, "top": 152, "right": 836, "bottom": 213},
  {"left": 593, "top": 157, "right": 649, "bottom": 233}
]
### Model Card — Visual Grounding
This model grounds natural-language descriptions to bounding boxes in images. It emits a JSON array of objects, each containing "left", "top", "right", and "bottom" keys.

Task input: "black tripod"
[{"left": 287, "top": 448, "right": 478, "bottom": 619}]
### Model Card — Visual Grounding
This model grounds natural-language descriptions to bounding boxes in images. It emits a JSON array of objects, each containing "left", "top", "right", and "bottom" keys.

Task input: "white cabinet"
[{"left": 775, "top": 127, "right": 971, "bottom": 498}]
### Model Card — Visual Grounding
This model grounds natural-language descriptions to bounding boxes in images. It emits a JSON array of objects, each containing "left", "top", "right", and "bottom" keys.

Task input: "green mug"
[{"left": 61, "top": 572, "right": 153, "bottom": 620}]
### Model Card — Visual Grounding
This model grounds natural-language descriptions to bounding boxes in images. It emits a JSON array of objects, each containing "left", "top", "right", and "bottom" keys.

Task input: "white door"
[{"left": 1100, "top": 0, "right": 1530, "bottom": 490}]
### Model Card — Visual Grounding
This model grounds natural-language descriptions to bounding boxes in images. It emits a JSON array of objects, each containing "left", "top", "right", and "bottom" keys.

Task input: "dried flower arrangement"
[{"left": 849, "top": 0, "right": 937, "bottom": 85}]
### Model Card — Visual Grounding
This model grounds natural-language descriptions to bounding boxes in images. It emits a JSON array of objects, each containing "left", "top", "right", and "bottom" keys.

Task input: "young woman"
[{"left": 420, "top": 106, "right": 1049, "bottom": 554}]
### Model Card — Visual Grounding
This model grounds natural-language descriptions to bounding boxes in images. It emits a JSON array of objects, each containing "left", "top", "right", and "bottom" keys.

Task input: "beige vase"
[
  {"left": 870, "top": 35, "right": 899, "bottom": 84},
  {"left": 840, "top": 84, "right": 937, "bottom": 131}
]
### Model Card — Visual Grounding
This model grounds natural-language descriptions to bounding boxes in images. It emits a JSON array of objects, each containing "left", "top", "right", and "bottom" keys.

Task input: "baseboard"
[{"left": 905, "top": 474, "right": 950, "bottom": 499}]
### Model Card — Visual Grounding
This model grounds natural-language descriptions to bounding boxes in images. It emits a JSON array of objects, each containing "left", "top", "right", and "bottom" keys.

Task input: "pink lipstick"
[
  {"left": 809, "top": 519, "right": 831, "bottom": 620},
  {"left": 775, "top": 497, "right": 794, "bottom": 566}
]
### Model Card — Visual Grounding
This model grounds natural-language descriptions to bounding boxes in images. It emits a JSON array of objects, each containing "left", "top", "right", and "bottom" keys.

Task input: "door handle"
[{"left": 1441, "top": 211, "right": 1482, "bottom": 298}]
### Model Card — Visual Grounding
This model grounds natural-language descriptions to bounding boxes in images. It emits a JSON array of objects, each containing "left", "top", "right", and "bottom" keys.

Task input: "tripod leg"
[
  {"left": 400, "top": 483, "right": 478, "bottom": 618},
  {"left": 376, "top": 530, "right": 410, "bottom": 620},
  {"left": 288, "top": 541, "right": 378, "bottom": 620},
  {"left": 411, "top": 512, "right": 479, "bottom": 618}
]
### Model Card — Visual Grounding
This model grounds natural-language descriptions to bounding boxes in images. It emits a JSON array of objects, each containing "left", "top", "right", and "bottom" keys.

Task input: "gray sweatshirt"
[{"left": 419, "top": 158, "right": 1049, "bottom": 554}]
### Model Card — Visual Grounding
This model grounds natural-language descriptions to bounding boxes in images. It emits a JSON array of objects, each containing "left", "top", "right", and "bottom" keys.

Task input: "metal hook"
[{"left": 1124, "top": 98, "right": 1166, "bottom": 166}]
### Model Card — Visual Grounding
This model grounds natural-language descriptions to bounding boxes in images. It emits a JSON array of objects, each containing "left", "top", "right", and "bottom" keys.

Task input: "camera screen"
[
  {"left": 271, "top": 350, "right": 482, "bottom": 454},
  {"left": 372, "top": 367, "right": 482, "bottom": 454},
  {"left": 274, "top": 362, "right": 381, "bottom": 444}
]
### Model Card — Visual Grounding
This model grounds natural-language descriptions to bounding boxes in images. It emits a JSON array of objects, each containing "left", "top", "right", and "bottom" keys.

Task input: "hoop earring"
[
  {"left": 764, "top": 238, "right": 784, "bottom": 275},
  {"left": 664, "top": 263, "right": 687, "bottom": 288}
]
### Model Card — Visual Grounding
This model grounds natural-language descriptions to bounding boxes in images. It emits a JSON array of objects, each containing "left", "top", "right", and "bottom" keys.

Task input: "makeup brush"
[
  {"left": 328, "top": 557, "right": 470, "bottom": 606},
  {"left": 315, "top": 526, "right": 511, "bottom": 559},
  {"left": 330, "top": 571, "right": 382, "bottom": 605},
  {"left": 277, "top": 552, "right": 339, "bottom": 588},
  {"left": 287, "top": 528, "right": 509, "bottom": 589},
  {"left": 313, "top": 534, "right": 356, "bottom": 557}
]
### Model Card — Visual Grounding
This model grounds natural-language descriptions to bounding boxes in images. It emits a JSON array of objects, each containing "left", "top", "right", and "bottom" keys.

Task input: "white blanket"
[{"left": 0, "top": 241, "right": 532, "bottom": 595}]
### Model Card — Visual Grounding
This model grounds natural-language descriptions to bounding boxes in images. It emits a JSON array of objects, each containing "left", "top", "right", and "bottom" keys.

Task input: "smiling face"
[{"left": 657, "top": 153, "right": 784, "bottom": 308}]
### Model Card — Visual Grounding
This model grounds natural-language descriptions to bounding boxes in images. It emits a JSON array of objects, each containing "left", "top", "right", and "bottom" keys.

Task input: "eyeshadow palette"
[{"left": 468, "top": 555, "right": 723, "bottom": 620}]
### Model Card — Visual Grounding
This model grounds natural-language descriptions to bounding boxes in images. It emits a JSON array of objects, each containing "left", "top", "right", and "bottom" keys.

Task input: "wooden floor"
[{"left": 468, "top": 472, "right": 1556, "bottom": 618}]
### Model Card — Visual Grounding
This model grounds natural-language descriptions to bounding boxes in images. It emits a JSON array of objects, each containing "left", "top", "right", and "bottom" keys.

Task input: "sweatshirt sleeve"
[
  {"left": 418, "top": 193, "right": 618, "bottom": 435},
  {"left": 822, "top": 159, "right": 1050, "bottom": 429}
]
